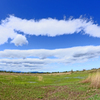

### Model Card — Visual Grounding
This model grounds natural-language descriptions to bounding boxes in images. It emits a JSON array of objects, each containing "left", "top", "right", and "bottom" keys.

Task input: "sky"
[{"left": 0, "top": 0, "right": 100, "bottom": 72}]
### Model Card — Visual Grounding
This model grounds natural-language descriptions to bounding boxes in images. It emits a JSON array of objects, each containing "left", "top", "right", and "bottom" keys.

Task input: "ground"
[{"left": 0, "top": 70, "right": 100, "bottom": 100}]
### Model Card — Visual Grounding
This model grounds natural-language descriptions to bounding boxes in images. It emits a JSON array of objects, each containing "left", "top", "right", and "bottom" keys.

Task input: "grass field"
[{"left": 0, "top": 69, "right": 100, "bottom": 100}]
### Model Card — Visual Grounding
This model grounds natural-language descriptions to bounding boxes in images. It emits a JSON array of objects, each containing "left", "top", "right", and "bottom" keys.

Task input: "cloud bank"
[
  {"left": 0, "top": 15, "right": 100, "bottom": 46},
  {"left": 0, "top": 45, "right": 100, "bottom": 71},
  {"left": 0, "top": 45, "right": 100, "bottom": 60}
]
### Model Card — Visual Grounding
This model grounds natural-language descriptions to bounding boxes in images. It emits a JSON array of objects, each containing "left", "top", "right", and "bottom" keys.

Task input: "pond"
[
  {"left": 28, "top": 81, "right": 36, "bottom": 83},
  {"left": 65, "top": 76, "right": 85, "bottom": 79}
]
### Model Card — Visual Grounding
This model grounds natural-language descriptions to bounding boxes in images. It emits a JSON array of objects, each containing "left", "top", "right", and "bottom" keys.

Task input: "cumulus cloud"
[
  {"left": 0, "top": 15, "right": 100, "bottom": 45},
  {"left": 0, "top": 25, "right": 17, "bottom": 45},
  {"left": 11, "top": 34, "right": 28, "bottom": 46}
]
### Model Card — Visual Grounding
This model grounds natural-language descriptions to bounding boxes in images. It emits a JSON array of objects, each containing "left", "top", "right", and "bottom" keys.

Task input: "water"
[
  {"left": 28, "top": 81, "right": 36, "bottom": 83},
  {"left": 65, "top": 76, "right": 85, "bottom": 79}
]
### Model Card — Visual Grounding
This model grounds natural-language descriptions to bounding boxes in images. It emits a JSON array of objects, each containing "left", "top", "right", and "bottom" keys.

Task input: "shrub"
[
  {"left": 82, "top": 69, "right": 86, "bottom": 71},
  {"left": 71, "top": 69, "right": 74, "bottom": 73}
]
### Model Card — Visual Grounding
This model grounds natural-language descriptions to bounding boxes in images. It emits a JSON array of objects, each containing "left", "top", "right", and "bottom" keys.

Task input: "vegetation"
[
  {"left": 0, "top": 69, "right": 100, "bottom": 100},
  {"left": 81, "top": 70, "right": 100, "bottom": 89}
]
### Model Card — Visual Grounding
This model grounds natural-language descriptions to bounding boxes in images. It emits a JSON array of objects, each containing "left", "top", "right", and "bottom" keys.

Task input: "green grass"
[{"left": 0, "top": 71, "right": 100, "bottom": 100}]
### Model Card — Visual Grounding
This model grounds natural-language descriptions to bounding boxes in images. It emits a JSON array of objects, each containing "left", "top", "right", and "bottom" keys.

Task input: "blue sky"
[{"left": 0, "top": 0, "right": 100, "bottom": 72}]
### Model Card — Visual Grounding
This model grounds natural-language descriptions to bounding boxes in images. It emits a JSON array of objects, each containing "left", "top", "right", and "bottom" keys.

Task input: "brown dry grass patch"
[
  {"left": 0, "top": 72, "right": 71, "bottom": 76},
  {"left": 81, "top": 71, "right": 100, "bottom": 88},
  {"left": 38, "top": 76, "right": 43, "bottom": 81}
]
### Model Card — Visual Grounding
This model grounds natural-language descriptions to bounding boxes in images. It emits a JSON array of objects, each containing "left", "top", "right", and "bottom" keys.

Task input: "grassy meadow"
[{"left": 0, "top": 69, "right": 100, "bottom": 100}]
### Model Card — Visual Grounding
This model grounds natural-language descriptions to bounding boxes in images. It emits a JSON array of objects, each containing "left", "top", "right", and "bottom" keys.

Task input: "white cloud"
[
  {"left": 0, "top": 45, "right": 100, "bottom": 71},
  {"left": 0, "top": 58, "right": 54, "bottom": 72},
  {"left": 11, "top": 34, "right": 28, "bottom": 46},
  {"left": 0, "top": 15, "right": 100, "bottom": 45},
  {"left": 0, "top": 25, "right": 17, "bottom": 45},
  {"left": 0, "top": 45, "right": 100, "bottom": 65},
  {"left": 5, "top": 15, "right": 84, "bottom": 36}
]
